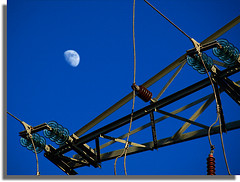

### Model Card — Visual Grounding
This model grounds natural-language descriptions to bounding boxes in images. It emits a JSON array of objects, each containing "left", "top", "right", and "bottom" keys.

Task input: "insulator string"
[
  {"left": 213, "top": 39, "right": 239, "bottom": 66},
  {"left": 207, "top": 153, "right": 216, "bottom": 175}
]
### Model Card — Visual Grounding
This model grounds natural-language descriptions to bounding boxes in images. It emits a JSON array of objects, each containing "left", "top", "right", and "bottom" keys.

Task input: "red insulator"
[
  {"left": 132, "top": 83, "right": 152, "bottom": 102},
  {"left": 207, "top": 154, "right": 216, "bottom": 175}
]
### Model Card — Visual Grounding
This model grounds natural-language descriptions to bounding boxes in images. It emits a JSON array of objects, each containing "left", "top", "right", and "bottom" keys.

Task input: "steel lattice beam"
[
  {"left": 52, "top": 65, "right": 239, "bottom": 156},
  {"left": 100, "top": 120, "right": 240, "bottom": 162},
  {"left": 72, "top": 65, "right": 239, "bottom": 146}
]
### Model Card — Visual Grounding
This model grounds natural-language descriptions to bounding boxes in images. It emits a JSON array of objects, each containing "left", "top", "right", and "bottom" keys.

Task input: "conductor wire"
[
  {"left": 114, "top": 0, "right": 136, "bottom": 176},
  {"left": 208, "top": 116, "right": 218, "bottom": 148},
  {"left": 144, "top": 0, "right": 192, "bottom": 40},
  {"left": 219, "top": 113, "right": 231, "bottom": 175},
  {"left": 7, "top": 111, "right": 23, "bottom": 124},
  {"left": 7, "top": 111, "right": 40, "bottom": 176},
  {"left": 123, "top": 0, "right": 137, "bottom": 175},
  {"left": 123, "top": 91, "right": 136, "bottom": 175}
]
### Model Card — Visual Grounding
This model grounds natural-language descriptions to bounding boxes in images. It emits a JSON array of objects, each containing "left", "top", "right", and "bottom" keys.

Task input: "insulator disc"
[
  {"left": 50, "top": 124, "right": 64, "bottom": 142},
  {"left": 219, "top": 43, "right": 235, "bottom": 60},
  {"left": 220, "top": 45, "right": 239, "bottom": 66},
  {"left": 187, "top": 53, "right": 213, "bottom": 74},
  {"left": 213, "top": 39, "right": 239, "bottom": 66},
  {"left": 233, "top": 47, "right": 240, "bottom": 60},
  {"left": 198, "top": 68, "right": 206, "bottom": 74},
  {"left": 44, "top": 121, "right": 58, "bottom": 138},
  {"left": 34, "top": 136, "right": 46, "bottom": 153},
  {"left": 55, "top": 128, "right": 69, "bottom": 145},
  {"left": 26, "top": 133, "right": 40, "bottom": 151},
  {"left": 48, "top": 121, "right": 58, "bottom": 128},
  {"left": 213, "top": 39, "right": 229, "bottom": 57},
  {"left": 187, "top": 56, "right": 196, "bottom": 66},
  {"left": 20, "top": 137, "right": 31, "bottom": 147},
  {"left": 193, "top": 62, "right": 203, "bottom": 71}
]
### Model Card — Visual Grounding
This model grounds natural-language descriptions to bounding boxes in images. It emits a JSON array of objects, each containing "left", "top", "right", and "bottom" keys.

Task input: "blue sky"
[{"left": 7, "top": 0, "right": 240, "bottom": 175}]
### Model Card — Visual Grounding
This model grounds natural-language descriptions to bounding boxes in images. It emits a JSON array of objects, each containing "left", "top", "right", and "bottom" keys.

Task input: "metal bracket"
[
  {"left": 44, "top": 145, "right": 78, "bottom": 175},
  {"left": 19, "top": 123, "right": 49, "bottom": 138},
  {"left": 70, "top": 142, "right": 101, "bottom": 168},
  {"left": 187, "top": 40, "right": 220, "bottom": 57}
]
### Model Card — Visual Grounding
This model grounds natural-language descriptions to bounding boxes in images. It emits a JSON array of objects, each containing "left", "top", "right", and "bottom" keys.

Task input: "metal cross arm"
[{"left": 186, "top": 40, "right": 220, "bottom": 57}]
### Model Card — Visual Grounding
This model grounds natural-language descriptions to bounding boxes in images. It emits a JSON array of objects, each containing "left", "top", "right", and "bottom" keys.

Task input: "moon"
[{"left": 64, "top": 50, "right": 80, "bottom": 67}]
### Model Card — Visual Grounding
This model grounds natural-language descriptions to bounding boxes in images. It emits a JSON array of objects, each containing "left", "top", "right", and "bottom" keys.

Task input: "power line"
[
  {"left": 7, "top": 111, "right": 23, "bottom": 124},
  {"left": 218, "top": 113, "right": 231, "bottom": 175},
  {"left": 208, "top": 116, "right": 218, "bottom": 148},
  {"left": 123, "top": 0, "right": 137, "bottom": 175},
  {"left": 7, "top": 111, "right": 40, "bottom": 176},
  {"left": 114, "top": 0, "right": 137, "bottom": 176},
  {"left": 144, "top": 0, "right": 192, "bottom": 40}
]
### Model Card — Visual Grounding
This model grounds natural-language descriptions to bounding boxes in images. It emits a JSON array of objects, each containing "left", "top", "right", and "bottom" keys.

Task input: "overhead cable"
[
  {"left": 114, "top": 0, "right": 137, "bottom": 176},
  {"left": 7, "top": 111, "right": 40, "bottom": 176},
  {"left": 144, "top": 0, "right": 192, "bottom": 40},
  {"left": 218, "top": 113, "right": 231, "bottom": 175}
]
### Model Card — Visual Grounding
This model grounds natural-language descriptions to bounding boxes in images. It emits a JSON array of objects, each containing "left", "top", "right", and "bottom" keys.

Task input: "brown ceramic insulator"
[
  {"left": 207, "top": 154, "right": 216, "bottom": 175},
  {"left": 132, "top": 83, "right": 152, "bottom": 102}
]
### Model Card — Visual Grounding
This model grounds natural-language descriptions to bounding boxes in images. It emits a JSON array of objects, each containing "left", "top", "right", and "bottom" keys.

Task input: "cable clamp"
[
  {"left": 22, "top": 121, "right": 33, "bottom": 136},
  {"left": 210, "top": 145, "right": 215, "bottom": 153},
  {"left": 191, "top": 38, "right": 201, "bottom": 54}
]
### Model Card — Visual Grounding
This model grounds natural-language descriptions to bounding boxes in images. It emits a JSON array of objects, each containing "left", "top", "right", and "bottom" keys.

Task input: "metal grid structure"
[{"left": 17, "top": 15, "right": 240, "bottom": 175}]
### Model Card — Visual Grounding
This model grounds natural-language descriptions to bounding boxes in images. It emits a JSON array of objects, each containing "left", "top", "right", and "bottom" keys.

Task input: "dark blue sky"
[{"left": 7, "top": 0, "right": 240, "bottom": 175}]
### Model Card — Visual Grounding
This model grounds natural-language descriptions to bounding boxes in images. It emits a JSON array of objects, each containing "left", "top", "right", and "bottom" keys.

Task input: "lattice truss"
[{"left": 17, "top": 15, "right": 240, "bottom": 175}]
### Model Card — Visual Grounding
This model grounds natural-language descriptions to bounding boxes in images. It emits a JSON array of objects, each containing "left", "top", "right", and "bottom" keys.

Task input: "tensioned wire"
[{"left": 7, "top": 111, "right": 40, "bottom": 176}]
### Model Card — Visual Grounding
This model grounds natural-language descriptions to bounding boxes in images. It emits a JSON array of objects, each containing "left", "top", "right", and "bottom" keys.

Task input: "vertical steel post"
[{"left": 150, "top": 111, "right": 158, "bottom": 149}]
